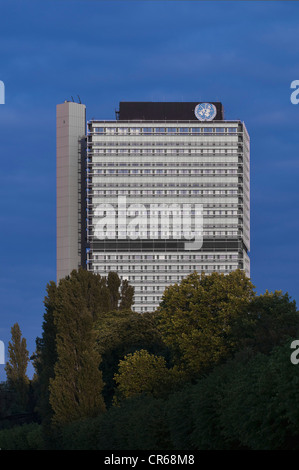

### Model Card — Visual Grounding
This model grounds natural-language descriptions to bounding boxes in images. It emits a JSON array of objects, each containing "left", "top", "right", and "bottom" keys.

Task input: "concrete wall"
[{"left": 56, "top": 101, "right": 86, "bottom": 281}]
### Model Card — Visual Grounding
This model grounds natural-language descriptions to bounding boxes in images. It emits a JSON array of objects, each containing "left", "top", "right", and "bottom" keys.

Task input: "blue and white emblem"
[{"left": 194, "top": 103, "right": 217, "bottom": 121}]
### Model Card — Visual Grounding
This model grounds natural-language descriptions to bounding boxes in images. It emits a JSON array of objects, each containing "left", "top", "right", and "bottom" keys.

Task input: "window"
[
  {"left": 106, "top": 127, "right": 116, "bottom": 135},
  {"left": 131, "top": 127, "right": 141, "bottom": 134},
  {"left": 118, "top": 127, "right": 128, "bottom": 135}
]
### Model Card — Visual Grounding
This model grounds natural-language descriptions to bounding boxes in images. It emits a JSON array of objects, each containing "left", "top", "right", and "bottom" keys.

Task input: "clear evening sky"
[{"left": 0, "top": 0, "right": 299, "bottom": 378}]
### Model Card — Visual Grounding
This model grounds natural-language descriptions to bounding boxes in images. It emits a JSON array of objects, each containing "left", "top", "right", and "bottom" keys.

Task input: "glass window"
[
  {"left": 106, "top": 127, "right": 116, "bottom": 134},
  {"left": 118, "top": 127, "right": 128, "bottom": 134},
  {"left": 130, "top": 127, "right": 141, "bottom": 134},
  {"left": 94, "top": 127, "right": 105, "bottom": 133}
]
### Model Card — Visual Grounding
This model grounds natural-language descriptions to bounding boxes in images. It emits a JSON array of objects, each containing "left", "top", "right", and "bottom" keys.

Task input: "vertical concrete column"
[{"left": 56, "top": 101, "right": 86, "bottom": 281}]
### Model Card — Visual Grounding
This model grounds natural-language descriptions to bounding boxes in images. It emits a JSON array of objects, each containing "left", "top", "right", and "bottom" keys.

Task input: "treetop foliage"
[
  {"left": 156, "top": 269, "right": 256, "bottom": 375},
  {"left": 1, "top": 267, "right": 299, "bottom": 450}
]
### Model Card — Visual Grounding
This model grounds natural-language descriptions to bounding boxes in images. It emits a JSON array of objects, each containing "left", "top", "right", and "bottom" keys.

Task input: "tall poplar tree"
[
  {"left": 119, "top": 278, "right": 134, "bottom": 310},
  {"left": 49, "top": 277, "right": 106, "bottom": 427},
  {"left": 107, "top": 272, "right": 121, "bottom": 310},
  {"left": 5, "top": 323, "right": 30, "bottom": 412},
  {"left": 35, "top": 268, "right": 135, "bottom": 428},
  {"left": 32, "top": 281, "right": 58, "bottom": 438}
]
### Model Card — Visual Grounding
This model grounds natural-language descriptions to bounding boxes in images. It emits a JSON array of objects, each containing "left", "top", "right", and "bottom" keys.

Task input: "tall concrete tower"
[{"left": 56, "top": 101, "right": 86, "bottom": 281}]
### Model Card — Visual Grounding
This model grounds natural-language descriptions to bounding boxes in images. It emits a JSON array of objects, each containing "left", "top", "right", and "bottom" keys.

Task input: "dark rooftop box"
[{"left": 118, "top": 101, "right": 224, "bottom": 121}]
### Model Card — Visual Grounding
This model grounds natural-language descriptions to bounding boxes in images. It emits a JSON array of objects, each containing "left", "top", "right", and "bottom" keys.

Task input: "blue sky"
[{"left": 1, "top": 0, "right": 299, "bottom": 379}]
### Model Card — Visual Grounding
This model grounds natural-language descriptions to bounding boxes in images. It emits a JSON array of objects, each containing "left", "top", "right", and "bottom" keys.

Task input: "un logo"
[{"left": 194, "top": 103, "right": 216, "bottom": 121}]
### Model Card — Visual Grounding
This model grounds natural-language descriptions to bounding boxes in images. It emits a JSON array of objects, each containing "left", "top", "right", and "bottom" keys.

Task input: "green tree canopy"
[
  {"left": 156, "top": 269, "right": 255, "bottom": 376},
  {"left": 231, "top": 290, "right": 299, "bottom": 355},
  {"left": 94, "top": 309, "right": 168, "bottom": 405},
  {"left": 113, "top": 349, "right": 184, "bottom": 402},
  {"left": 190, "top": 339, "right": 299, "bottom": 450}
]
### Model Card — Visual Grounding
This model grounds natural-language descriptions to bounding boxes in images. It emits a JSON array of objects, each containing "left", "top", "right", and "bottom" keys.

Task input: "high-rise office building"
[{"left": 56, "top": 101, "right": 250, "bottom": 312}]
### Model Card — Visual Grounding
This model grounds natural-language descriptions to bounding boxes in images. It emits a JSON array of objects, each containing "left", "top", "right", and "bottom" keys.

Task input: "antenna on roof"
[
  {"left": 77, "top": 95, "right": 81, "bottom": 104},
  {"left": 71, "top": 96, "right": 74, "bottom": 102}
]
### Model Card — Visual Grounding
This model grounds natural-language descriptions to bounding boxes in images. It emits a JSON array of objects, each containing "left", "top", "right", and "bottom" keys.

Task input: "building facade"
[{"left": 56, "top": 101, "right": 250, "bottom": 312}]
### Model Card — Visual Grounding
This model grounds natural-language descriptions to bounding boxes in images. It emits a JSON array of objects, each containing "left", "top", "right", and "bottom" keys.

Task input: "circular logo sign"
[{"left": 194, "top": 103, "right": 217, "bottom": 121}]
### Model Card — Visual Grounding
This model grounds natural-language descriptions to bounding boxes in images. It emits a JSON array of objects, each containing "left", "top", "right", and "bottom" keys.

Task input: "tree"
[
  {"left": 107, "top": 272, "right": 121, "bottom": 310},
  {"left": 113, "top": 349, "right": 184, "bottom": 402},
  {"left": 49, "top": 280, "right": 106, "bottom": 427},
  {"left": 94, "top": 309, "right": 169, "bottom": 406},
  {"left": 119, "top": 278, "right": 134, "bottom": 310},
  {"left": 32, "top": 281, "right": 58, "bottom": 432},
  {"left": 34, "top": 268, "right": 133, "bottom": 429},
  {"left": 58, "top": 267, "right": 113, "bottom": 319},
  {"left": 5, "top": 323, "right": 30, "bottom": 412},
  {"left": 157, "top": 269, "right": 255, "bottom": 376},
  {"left": 195, "top": 339, "right": 299, "bottom": 450},
  {"left": 231, "top": 290, "right": 299, "bottom": 355}
]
